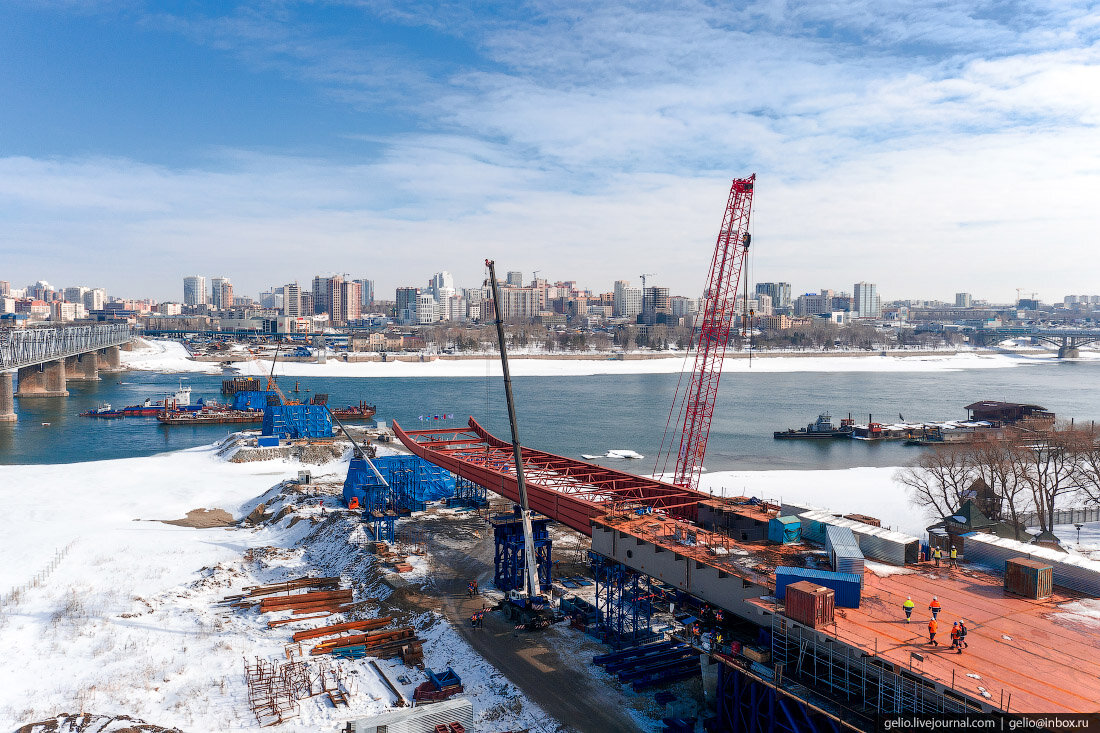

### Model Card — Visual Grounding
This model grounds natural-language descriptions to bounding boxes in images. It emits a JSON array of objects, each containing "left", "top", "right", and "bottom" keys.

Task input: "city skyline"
[
  {"left": 2, "top": 3, "right": 1098, "bottom": 300},
  {"left": 5, "top": 269, "right": 1096, "bottom": 312}
]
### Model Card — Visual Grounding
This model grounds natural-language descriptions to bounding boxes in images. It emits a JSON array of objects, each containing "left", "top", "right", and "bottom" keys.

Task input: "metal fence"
[
  {"left": 0, "top": 325, "right": 133, "bottom": 370},
  {"left": 1017, "top": 506, "right": 1100, "bottom": 528}
]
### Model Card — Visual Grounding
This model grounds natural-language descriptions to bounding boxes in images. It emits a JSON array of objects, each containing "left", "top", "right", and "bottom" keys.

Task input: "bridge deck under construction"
[
  {"left": 393, "top": 417, "right": 713, "bottom": 536},
  {"left": 763, "top": 560, "right": 1100, "bottom": 714}
]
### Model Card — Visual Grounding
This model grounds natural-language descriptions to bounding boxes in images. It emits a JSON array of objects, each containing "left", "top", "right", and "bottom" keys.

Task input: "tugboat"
[
  {"left": 773, "top": 413, "right": 854, "bottom": 439},
  {"left": 81, "top": 384, "right": 196, "bottom": 418}
]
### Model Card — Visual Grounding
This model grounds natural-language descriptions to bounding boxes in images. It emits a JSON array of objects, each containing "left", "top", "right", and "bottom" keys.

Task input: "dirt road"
[{"left": 408, "top": 511, "right": 645, "bottom": 732}]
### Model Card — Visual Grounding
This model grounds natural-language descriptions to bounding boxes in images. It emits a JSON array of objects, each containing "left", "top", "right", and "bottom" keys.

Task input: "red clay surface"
[{"left": 757, "top": 563, "right": 1100, "bottom": 714}]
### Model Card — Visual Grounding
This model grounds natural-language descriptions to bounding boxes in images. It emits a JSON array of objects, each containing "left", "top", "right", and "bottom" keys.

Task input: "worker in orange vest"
[
  {"left": 950, "top": 622, "right": 962, "bottom": 653},
  {"left": 928, "top": 617, "right": 939, "bottom": 645},
  {"left": 929, "top": 596, "right": 941, "bottom": 620}
]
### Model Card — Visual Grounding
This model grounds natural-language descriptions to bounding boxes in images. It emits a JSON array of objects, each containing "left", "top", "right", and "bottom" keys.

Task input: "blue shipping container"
[
  {"left": 774, "top": 566, "right": 861, "bottom": 608},
  {"left": 257, "top": 436, "right": 279, "bottom": 447},
  {"left": 768, "top": 516, "right": 802, "bottom": 544}
]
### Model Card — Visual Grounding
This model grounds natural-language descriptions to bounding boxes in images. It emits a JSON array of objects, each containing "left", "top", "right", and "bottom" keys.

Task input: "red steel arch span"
[{"left": 393, "top": 417, "right": 714, "bottom": 536}]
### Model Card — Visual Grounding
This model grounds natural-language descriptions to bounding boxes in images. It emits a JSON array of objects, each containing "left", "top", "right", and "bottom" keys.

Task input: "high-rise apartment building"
[
  {"left": 416, "top": 293, "right": 439, "bottom": 324},
  {"left": 283, "top": 282, "right": 301, "bottom": 317},
  {"left": 853, "top": 282, "right": 881, "bottom": 318},
  {"left": 83, "top": 288, "right": 106, "bottom": 312},
  {"left": 613, "top": 280, "right": 643, "bottom": 319},
  {"left": 0, "top": 281, "right": 9, "bottom": 297},
  {"left": 955, "top": 292, "right": 972, "bottom": 308},
  {"left": 340, "top": 280, "right": 362, "bottom": 323},
  {"left": 396, "top": 287, "right": 420, "bottom": 324},
  {"left": 500, "top": 287, "right": 539, "bottom": 321},
  {"left": 312, "top": 275, "right": 346, "bottom": 322},
  {"left": 354, "top": 279, "right": 374, "bottom": 308},
  {"left": 794, "top": 290, "right": 834, "bottom": 316},
  {"left": 63, "top": 286, "right": 88, "bottom": 304},
  {"left": 641, "top": 286, "right": 671, "bottom": 324},
  {"left": 506, "top": 271, "right": 524, "bottom": 288},
  {"left": 183, "top": 276, "right": 206, "bottom": 306},
  {"left": 210, "top": 277, "right": 233, "bottom": 310},
  {"left": 755, "top": 282, "right": 792, "bottom": 310}
]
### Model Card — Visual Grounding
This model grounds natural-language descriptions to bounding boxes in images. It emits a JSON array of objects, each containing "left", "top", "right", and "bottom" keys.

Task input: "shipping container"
[
  {"left": 257, "top": 436, "right": 280, "bottom": 447},
  {"left": 768, "top": 516, "right": 802, "bottom": 544},
  {"left": 1004, "top": 557, "right": 1053, "bottom": 599},
  {"left": 962, "top": 533, "right": 1100, "bottom": 596},
  {"left": 784, "top": 581, "right": 834, "bottom": 629},
  {"left": 825, "top": 524, "right": 865, "bottom": 576},
  {"left": 798, "top": 510, "right": 919, "bottom": 565},
  {"left": 774, "top": 566, "right": 861, "bottom": 608}
]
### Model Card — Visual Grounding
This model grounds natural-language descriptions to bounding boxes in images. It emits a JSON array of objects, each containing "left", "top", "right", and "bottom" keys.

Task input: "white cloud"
[{"left": 3, "top": 1, "right": 1100, "bottom": 301}]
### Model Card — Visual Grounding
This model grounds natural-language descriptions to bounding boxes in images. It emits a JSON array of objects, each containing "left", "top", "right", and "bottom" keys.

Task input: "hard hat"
[
  {"left": 933, "top": 596, "right": 937, "bottom": 600},
  {"left": 907, "top": 596, "right": 911, "bottom": 600}
]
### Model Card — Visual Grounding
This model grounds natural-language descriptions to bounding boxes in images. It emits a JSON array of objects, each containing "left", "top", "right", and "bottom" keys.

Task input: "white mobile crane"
[{"left": 485, "top": 259, "right": 554, "bottom": 629}]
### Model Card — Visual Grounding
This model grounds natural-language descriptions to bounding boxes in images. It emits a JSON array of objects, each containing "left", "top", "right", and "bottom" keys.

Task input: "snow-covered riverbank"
[
  {"left": 122, "top": 339, "right": 1089, "bottom": 379},
  {"left": 0, "top": 444, "right": 556, "bottom": 732}
]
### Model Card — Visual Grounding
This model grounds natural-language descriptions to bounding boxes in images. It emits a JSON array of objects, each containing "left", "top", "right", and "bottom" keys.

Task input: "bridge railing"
[{"left": 0, "top": 324, "right": 134, "bottom": 371}]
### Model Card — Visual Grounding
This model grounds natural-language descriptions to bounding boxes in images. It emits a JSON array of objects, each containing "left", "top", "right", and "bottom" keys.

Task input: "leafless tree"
[
  {"left": 1074, "top": 424, "right": 1100, "bottom": 506},
  {"left": 1020, "top": 421, "right": 1086, "bottom": 533},
  {"left": 895, "top": 445, "right": 974, "bottom": 521},
  {"left": 965, "top": 435, "right": 1032, "bottom": 531}
]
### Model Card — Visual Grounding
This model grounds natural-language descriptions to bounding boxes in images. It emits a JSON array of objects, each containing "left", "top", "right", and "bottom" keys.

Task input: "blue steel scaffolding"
[
  {"left": 343, "top": 454, "right": 456, "bottom": 543},
  {"left": 492, "top": 513, "right": 552, "bottom": 594},
  {"left": 343, "top": 455, "right": 456, "bottom": 512},
  {"left": 715, "top": 660, "right": 846, "bottom": 733},
  {"left": 261, "top": 405, "right": 333, "bottom": 439},
  {"left": 367, "top": 509, "right": 398, "bottom": 543},
  {"left": 446, "top": 476, "right": 488, "bottom": 509},
  {"left": 589, "top": 553, "right": 655, "bottom": 649}
]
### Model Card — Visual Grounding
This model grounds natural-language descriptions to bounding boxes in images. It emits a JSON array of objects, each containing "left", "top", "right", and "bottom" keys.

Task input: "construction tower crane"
[
  {"left": 639, "top": 273, "right": 656, "bottom": 291},
  {"left": 654, "top": 174, "right": 756, "bottom": 491}
]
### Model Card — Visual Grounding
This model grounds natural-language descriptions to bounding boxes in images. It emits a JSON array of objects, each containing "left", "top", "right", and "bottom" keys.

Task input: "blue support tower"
[
  {"left": 367, "top": 509, "right": 398, "bottom": 543},
  {"left": 448, "top": 476, "right": 488, "bottom": 509},
  {"left": 589, "top": 553, "right": 654, "bottom": 649},
  {"left": 715, "top": 661, "right": 846, "bottom": 733},
  {"left": 492, "top": 512, "right": 552, "bottom": 594},
  {"left": 343, "top": 455, "right": 456, "bottom": 512},
  {"left": 262, "top": 405, "right": 333, "bottom": 439}
]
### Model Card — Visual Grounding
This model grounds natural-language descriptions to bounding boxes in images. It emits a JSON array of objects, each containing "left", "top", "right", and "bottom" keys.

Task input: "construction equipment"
[
  {"left": 484, "top": 259, "right": 556, "bottom": 630},
  {"left": 654, "top": 175, "right": 756, "bottom": 491},
  {"left": 264, "top": 343, "right": 300, "bottom": 406},
  {"left": 640, "top": 273, "right": 656, "bottom": 291}
]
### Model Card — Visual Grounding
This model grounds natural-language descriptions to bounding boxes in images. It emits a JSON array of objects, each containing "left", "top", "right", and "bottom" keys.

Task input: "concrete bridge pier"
[
  {"left": 1058, "top": 337, "right": 1081, "bottom": 359},
  {"left": 65, "top": 353, "right": 101, "bottom": 381},
  {"left": 1059, "top": 345, "right": 1080, "bottom": 359},
  {"left": 16, "top": 360, "right": 69, "bottom": 397},
  {"left": 0, "top": 372, "right": 15, "bottom": 422},
  {"left": 97, "top": 345, "right": 124, "bottom": 373}
]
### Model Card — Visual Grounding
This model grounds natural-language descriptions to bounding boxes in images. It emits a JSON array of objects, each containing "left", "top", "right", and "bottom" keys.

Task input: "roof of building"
[{"left": 964, "top": 401, "right": 1048, "bottom": 411}]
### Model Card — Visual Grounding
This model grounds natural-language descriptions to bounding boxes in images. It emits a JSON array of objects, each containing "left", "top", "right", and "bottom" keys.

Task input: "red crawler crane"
[{"left": 655, "top": 174, "right": 756, "bottom": 490}]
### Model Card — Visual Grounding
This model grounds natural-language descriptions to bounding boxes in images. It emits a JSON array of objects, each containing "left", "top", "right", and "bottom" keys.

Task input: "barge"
[
  {"left": 773, "top": 413, "right": 853, "bottom": 439},
  {"left": 157, "top": 409, "right": 263, "bottom": 426}
]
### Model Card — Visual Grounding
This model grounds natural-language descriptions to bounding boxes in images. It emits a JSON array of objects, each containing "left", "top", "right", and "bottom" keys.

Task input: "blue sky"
[{"left": 1, "top": 0, "right": 1098, "bottom": 303}]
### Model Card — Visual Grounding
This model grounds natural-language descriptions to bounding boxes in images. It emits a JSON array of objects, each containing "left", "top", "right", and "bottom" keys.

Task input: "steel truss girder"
[
  {"left": 394, "top": 417, "right": 713, "bottom": 535},
  {"left": 0, "top": 325, "right": 133, "bottom": 371}
]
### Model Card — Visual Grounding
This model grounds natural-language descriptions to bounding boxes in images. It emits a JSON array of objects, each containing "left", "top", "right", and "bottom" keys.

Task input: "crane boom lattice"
[{"left": 660, "top": 175, "right": 755, "bottom": 490}]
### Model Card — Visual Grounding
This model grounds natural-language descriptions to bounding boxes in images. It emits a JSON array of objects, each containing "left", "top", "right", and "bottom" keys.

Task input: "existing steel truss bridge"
[
  {"left": 0, "top": 325, "right": 133, "bottom": 371},
  {"left": 393, "top": 417, "right": 715, "bottom": 536}
]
